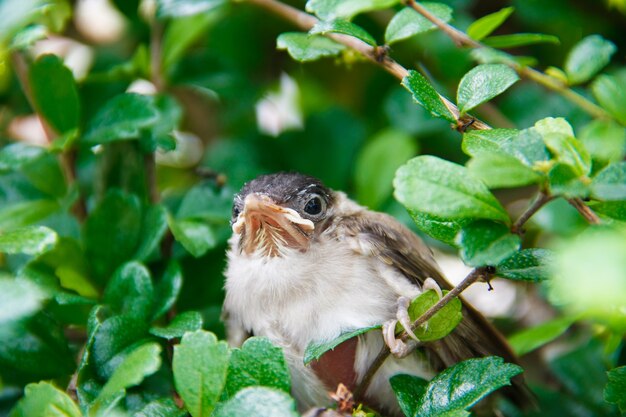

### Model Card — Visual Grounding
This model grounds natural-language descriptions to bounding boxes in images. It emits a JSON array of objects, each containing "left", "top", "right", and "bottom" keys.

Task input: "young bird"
[{"left": 223, "top": 172, "right": 528, "bottom": 415}]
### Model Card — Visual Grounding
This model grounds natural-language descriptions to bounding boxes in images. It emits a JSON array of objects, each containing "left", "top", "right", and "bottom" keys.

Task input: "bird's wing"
[{"left": 339, "top": 210, "right": 533, "bottom": 406}]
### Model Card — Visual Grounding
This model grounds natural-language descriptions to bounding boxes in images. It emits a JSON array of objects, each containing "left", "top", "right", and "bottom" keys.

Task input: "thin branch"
[
  {"left": 511, "top": 192, "right": 554, "bottom": 235},
  {"left": 405, "top": 0, "right": 613, "bottom": 122},
  {"left": 567, "top": 198, "right": 601, "bottom": 224},
  {"left": 245, "top": 0, "right": 491, "bottom": 131},
  {"left": 354, "top": 266, "right": 491, "bottom": 398}
]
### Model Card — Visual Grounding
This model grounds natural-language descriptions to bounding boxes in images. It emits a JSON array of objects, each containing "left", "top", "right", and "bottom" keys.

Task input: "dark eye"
[
  {"left": 233, "top": 206, "right": 241, "bottom": 218},
  {"left": 304, "top": 196, "right": 324, "bottom": 216}
]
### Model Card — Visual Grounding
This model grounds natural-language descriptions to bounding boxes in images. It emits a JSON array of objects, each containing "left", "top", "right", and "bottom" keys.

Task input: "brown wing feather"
[{"left": 340, "top": 210, "right": 533, "bottom": 407}]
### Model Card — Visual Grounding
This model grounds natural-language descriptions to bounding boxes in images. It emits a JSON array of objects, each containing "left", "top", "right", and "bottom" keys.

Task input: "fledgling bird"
[{"left": 223, "top": 172, "right": 528, "bottom": 415}]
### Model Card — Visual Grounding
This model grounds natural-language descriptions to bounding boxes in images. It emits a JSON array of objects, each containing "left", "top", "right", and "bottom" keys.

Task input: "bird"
[{"left": 223, "top": 172, "right": 529, "bottom": 416}]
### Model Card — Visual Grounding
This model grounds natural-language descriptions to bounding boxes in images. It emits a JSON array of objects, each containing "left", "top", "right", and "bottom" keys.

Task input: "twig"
[
  {"left": 567, "top": 198, "right": 601, "bottom": 224},
  {"left": 404, "top": 0, "right": 613, "bottom": 122},
  {"left": 245, "top": 0, "right": 490, "bottom": 131},
  {"left": 354, "top": 267, "right": 491, "bottom": 398},
  {"left": 511, "top": 192, "right": 554, "bottom": 235}
]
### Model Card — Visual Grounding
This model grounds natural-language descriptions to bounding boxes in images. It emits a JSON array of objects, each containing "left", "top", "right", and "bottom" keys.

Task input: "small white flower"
[
  {"left": 127, "top": 79, "right": 158, "bottom": 95},
  {"left": 32, "top": 36, "right": 94, "bottom": 81},
  {"left": 74, "top": 0, "right": 127, "bottom": 44},
  {"left": 156, "top": 131, "right": 204, "bottom": 168},
  {"left": 255, "top": 73, "right": 303, "bottom": 137}
]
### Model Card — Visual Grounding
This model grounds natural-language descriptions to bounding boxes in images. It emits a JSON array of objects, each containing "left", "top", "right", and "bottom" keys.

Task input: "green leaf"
[
  {"left": 508, "top": 316, "right": 576, "bottom": 356},
  {"left": 399, "top": 289, "right": 462, "bottom": 341},
  {"left": 564, "top": 35, "right": 616, "bottom": 85},
  {"left": 150, "top": 311, "right": 203, "bottom": 339},
  {"left": 394, "top": 156, "right": 510, "bottom": 223},
  {"left": 496, "top": 248, "right": 553, "bottom": 282},
  {"left": 467, "top": 7, "right": 514, "bottom": 41},
  {"left": 0, "top": 142, "right": 45, "bottom": 171},
  {"left": 104, "top": 262, "right": 155, "bottom": 320},
  {"left": 385, "top": 4, "right": 453, "bottom": 45},
  {"left": 305, "top": 0, "right": 399, "bottom": 21},
  {"left": 223, "top": 337, "right": 291, "bottom": 399},
  {"left": 462, "top": 127, "right": 550, "bottom": 167},
  {"left": 542, "top": 134, "right": 591, "bottom": 177},
  {"left": 482, "top": 33, "right": 560, "bottom": 49},
  {"left": 591, "top": 162, "right": 626, "bottom": 201},
  {"left": 457, "top": 64, "right": 519, "bottom": 114},
  {"left": 0, "top": 0, "right": 45, "bottom": 44},
  {"left": 303, "top": 325, "right": 380, "bottom": 365},
  {"left": 11, "top": 381, "right": 81, "bottom": 417},
  {"left": 0, "top": 225, "right": 57, "bottom": 255},
  {"left": 83, "top": 190, "right": 142, "bottom": 281},
  {"left": 605, "top": 366, "right": 626, "bottom": 413},
  {"left": 309, "top": 19, "right": 376, "bottom": 46},
  {"left": 212, "top": 387, "right": 298, "bottom": 417},
  {"left": 176, "top": 184, "right": 233, "bottom": 223},
  {"left": 156, "top": 0, "right": 225, "bottom": 18},
  {"left": 401, "top": 70, "right": 455, "bottom": 122},
  {"left": 390, "top": 374, "right": 428, "bottom": 417},
  {"left": 134, "top": 398, "right": 188, "bottom": 417},
  {"left": 409, "top": 211, "right": 471, "bottom": 247},
  {"left": 592, "top": 75, "right": 626, "bottom": 125},
  {"left": 548, "top": 163, "right": 590, "bottom": 198},
  {"left": 462, "top": 128, "right": 519, "bottom": 157},
  {"left": 152, "top": 260, "right": 183, "bottom": 320},
  {"left": 168, "top": 217, "right": 216, "bottom": 257},
  {"left": 135, "top": 204, "right": 169, "bottom": 261},
  {"left": 0, "top": 277, "right": 45, "bottom": 324},
  {"left": 414, "top": 357, "right": 523, "bottom": 417},
  {"left": 579, "top": 120, "right": 626, "bottom": 163},
  {"left": 276, "top": 32, "right": 345, "bottom": 62},
  {"left": 29, "top": 54, "right": 80, "bottom": 134},
  {"left": 355, "top": 128, "right": 417, "bottom": 209},
  {"left": 456, "top": 220, "right": 520, "bottom": 267},
  {"left": 96, "top": 342, "right": 162, "bottom": 404},
  {"left": 173, "top": 330, "right": 230, "bottom": 417},
  {"left": 467, "top": 152, "right": 543, "bottom": 188},
  {"left": 0, "top": 199, "right": 59, "bottom": 231},
  {"left": 590, "top": 200, "right": 626, "bottom": 222},
  {"left": 84, "top": 93, "right": 159, "bottom": 144}
]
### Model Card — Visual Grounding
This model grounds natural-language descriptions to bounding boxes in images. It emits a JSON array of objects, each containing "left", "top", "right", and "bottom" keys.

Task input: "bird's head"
[{"left": 231, "top": 172, "right": 334, "bottom": 257}]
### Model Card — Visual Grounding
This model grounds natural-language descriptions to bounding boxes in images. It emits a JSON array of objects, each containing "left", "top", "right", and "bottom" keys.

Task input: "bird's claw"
[
  {"left": 423, "top": 277, "right": 443, "bottom": 299},
  {"left": 383, "top": 296, "right": 420, "bottom": 358}
]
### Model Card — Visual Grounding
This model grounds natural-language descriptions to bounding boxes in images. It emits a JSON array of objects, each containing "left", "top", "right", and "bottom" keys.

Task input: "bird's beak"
[{"left": 232, "top": 193, "right": 314, "bottom": 256}]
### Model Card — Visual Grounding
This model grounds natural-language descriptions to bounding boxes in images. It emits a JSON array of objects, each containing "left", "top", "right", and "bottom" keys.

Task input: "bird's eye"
[
  {"left": 233, "top": 206, "right": 241, "bottom": 218},
  {"left": 304, "top": 196, "right": 324, "bottom": 216}
]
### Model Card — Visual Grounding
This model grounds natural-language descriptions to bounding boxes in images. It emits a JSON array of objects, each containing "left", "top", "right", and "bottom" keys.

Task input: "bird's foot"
[
  {"left": 383, "top": 296, "right": 419, "bottom": 358},
  {"left": 423, "top": 277, "right": 443, "bottom": 299}
]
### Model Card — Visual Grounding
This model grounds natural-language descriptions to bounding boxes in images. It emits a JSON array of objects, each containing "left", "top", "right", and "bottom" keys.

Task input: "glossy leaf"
[
  {"left": 305, "top": 0, "right": 399, "bottom": 21},
  {"left": 508, "top": 316, "right": 576, "bottom": 356},
  {"left": 0, "top": 277, "right": 45, "bottom": 325},
  {"left": 152, "top": 260, "right": 183, "bottom": 320},
  {"left": 385, "top": 4, "right": 453, "bottom": 45},
  {"left": 414, "top": 357, "right": 523, "bottom": 417},
  {"left": 457, "top": 64, "right": 519, "bottom": 114},
  {"left": 462, "top": 127, "right": 550, "bottom": 167},
  {"left": 303, "top": 325, "right": 380, "bottom": 365},
  {"left": 173, "top": 330, "right": 230, "bottom": 417},
  {"left": 482, "top": 33, "right": 559, "bottom": 49},
  {"left": 394, "top": 156, "right": 510, "bottom": 223},
  {"left": 390, "top": 374, "right": 428, "bottom": 417},
  {"left": 605, "top": 366, "right": 626, "bottom": 413},
  {"left": 156, "top": 0, "right": 225, "bottom": 18},
  {"left": 548, "top": 163, "right": 590, "bottom": 198},
  {"left": 591, "top": 162, "right": 626, "bottom": 201},
  {"left": 496, "top": 248, "right": 553, "bottom": 282},
  {"left": 309, "top": 19, "right": 376, "bottom": 46},
  {"left": 402, "top": 70, "right": 455, "bottom": 122},
  {"left": 96, "top": 342, "right": 162, "bottom": 404},
  {"left": 0, "top": 142, "right": 45, "bottom": 171},
  {"left": 456, "top": 220, "right": 520, "bottom": 267},
  {"left": 592, "top": 75, "right": 626, "bottom": 125},
  {"left": 409, "top": 211, "right": 471, "bottom": 247},
  {"left": 163, "top": 11, "right": 224, "bottom": 70},
  {"left": 104, "top": 262, "right": 155, "bottom": 320},
  {"left": 223, "top": 337, "right": 291, "bottom": 399},
  {"left": 467, "top": 7, "right": 514, "bottom": 41},
  {"left": 0, "top": 0, "right": 45, "bottom": 43},
  {"left": 29, "top": 54, "right": 80, "bottom": 134},
  {"left": 0, "top": 199, "right": 59, "bottom": 231},
  {"left": 11, "top": 381, "right": 81, "bottom": 417},
  {"left": 398, "top": 289, "right": 462, "bottom": 342},
  {"left": 150, "top": 311, "right": 203, "bottom": 339},
  {"left": 564, "top": 35, "right": 616, "bottom": 85},
  {"left": 590, "top": 200, "right": 626, "bottom": 222},
  {"left": 0, "top": 225, "right": 58, "bottom": 255},
  {"left": 135, "top": 204, "right": 169, "bottom": 261},
  {"left": 579, "top": 119, "right": 626, "bottom": 163},
  {"left": 135, "top": 398, "right": 188, "bottom": 417},
  {"left": 83, "top": 93, "right": 159, "bottom": 144},
  {"left": 467, "top": 152, "right": 543, "bottom": 188},
  {"left": 542, "top": 133, "right": 591, "bottom": 177},
  {"left": 212, "top": 387, "right": 299, "bottom": 417},
  {"left": 355, "top": 128, "right": 417, "bottom": 209},
  {"left": 168, "top": 217, "right": 216, "bottom": 257},
  {"left": 276, "top": 32, "right": 345, "bottom": 62}
]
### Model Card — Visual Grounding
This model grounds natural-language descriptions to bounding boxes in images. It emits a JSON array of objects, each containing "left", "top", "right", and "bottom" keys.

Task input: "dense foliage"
[{"left": 0, "top": 0, "right": 625, "bottom": 416}]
